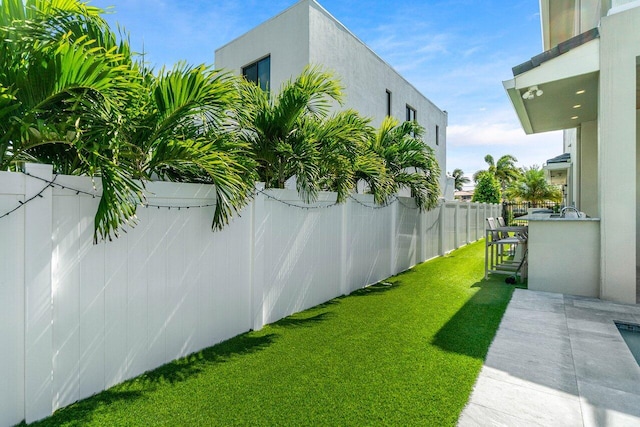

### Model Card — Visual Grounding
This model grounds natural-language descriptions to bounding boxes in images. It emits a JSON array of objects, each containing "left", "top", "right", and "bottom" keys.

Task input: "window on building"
[
  {"left": 242, "top": 55, "right": 271, "bottom": 92},
  {"left": 406, "top": 105, "right": 416, "bottom": 122},
  {"left": 386, "top": 90, "right": 392, "bottom": 117},
  {"left": 435, "top": 125, "right": 440, "bottom": 145},
  {"left": 406, "top": 105, "right": 417, "bottom": 136}
]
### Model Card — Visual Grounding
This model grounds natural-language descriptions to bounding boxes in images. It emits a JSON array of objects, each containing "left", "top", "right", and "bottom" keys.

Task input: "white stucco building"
[
  {"left": 504, "top": 0, "right": 640, "bottom": 304},
  {"left": 214, "top": 0, "right": 450, "bottom": 194}
]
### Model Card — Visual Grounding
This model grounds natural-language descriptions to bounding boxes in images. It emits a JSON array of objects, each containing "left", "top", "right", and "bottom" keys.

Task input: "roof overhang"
[
  {"left": 503, "top": 35, "right": 599, "bottom": 135},
  {"left": 543, "top": 153, "right": 572, "bottom": 185}
]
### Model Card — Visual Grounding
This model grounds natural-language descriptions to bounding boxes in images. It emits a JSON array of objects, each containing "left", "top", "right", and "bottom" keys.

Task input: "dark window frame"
[
  {"left": 242, "top": 55, "right": 271, "bottom": 92},
  {"left": 406, "top": 105, "right": 417, "bottom": 136},
  {"left": 386, "top": 90, "right": 392, "bottom": 117},
  {"left": 406, "top": 104, "right": 417, "bottom": 122},
  {"left": 435, "top": 124, "right": 440, "bottom": 145}
]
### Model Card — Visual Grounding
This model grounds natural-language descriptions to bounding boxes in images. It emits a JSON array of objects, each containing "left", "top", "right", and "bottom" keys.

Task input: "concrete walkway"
[{"left": 459, "top": 289, "right": 640, "bottom": 427}]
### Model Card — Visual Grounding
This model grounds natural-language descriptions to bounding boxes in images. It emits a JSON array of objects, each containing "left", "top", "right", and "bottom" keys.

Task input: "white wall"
[
  {"left": 598, "top": 7, "right": 639, "bottom": 303},
  {"left": 214, "top": 1, "right": 310, "bottom": 92},
  {"left": 0, "top": 167, "right": 498, "bottom": 426},
  {"left": 528, "top": 220, "right": 600, "bottom": 297}
]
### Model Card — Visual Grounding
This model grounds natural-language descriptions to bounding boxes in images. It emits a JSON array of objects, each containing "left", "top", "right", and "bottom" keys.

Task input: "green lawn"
[{"left": 27, "top": 240, "right": 517, "bottom": 426}]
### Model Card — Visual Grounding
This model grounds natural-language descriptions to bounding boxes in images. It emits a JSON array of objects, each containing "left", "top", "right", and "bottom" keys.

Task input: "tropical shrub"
[{"left": 472, "top": 171, "right": 501, "bottom": 204}]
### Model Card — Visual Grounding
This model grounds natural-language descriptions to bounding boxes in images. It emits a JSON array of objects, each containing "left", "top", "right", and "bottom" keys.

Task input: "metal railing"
[{"left": 501, "top": 201, "right": 560, "bottom": 225}]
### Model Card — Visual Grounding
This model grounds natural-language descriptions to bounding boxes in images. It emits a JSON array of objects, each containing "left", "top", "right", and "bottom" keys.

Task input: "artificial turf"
[{"left": 26, "top": 240, "right": 517, "bottom": 426}]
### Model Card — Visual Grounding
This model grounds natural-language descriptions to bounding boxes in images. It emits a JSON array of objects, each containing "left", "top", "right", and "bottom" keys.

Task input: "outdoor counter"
[{"left": 522, "top": 215, "right": 601, "bottom": 298}]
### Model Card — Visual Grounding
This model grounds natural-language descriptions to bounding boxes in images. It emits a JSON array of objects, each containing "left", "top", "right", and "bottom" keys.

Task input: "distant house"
[
  {"left": 503, "top": 0, "right": 640, "bottom": 304},
  {"left": 214, "top": 0, "right": 451, "bottom": 196},
  {"left": 454, "top": 190, "right": 474, "bottom": 202}
]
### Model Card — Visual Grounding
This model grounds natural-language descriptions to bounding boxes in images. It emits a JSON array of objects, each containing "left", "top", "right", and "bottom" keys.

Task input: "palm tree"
[
  {"left": 452, "top": 168, "right": 470, "bottom": 191},
  {"left": 358, "top": 116, "right": 441, "bottom": 210},
  {"left": 505, "top": 165, "right": 562, "bottom": 206},
  {"left": 473, "top": 154, "right": 520, "bottom": 191},
  {"left": 237, "top": 65, "right": 367, "bottom": 203}
]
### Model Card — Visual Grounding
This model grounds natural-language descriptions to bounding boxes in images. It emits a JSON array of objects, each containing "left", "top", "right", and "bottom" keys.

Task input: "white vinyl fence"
[{"left": 0, "top": 164, "right": 499, "bottom": 425}]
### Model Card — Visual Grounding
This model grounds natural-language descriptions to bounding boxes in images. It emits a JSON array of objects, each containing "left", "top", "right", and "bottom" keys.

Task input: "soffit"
[{"left": 503, "top": 38, "right": 599, "bottom": 134}]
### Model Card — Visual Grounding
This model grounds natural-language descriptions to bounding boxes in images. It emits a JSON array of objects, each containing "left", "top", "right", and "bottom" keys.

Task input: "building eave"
[{"left": 504, "top": 34, "right": 600, "bottom": 135}]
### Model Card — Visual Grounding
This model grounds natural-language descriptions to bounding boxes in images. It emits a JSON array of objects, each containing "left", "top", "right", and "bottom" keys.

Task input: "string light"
[
  {"left": 395, "top": 198, "right": 421, "bottom": 210},
  {"left": 348, "top": 195, "right": 420, "bottom": 210},
  {"left": 348, "top": 195, "right": 394, "bottom": 210},
  {"left": 0, "top": 174, "right": 58, "bottom": 220},
  {"left": 0, "top": 172, "right": 220, "bottom": 219},
  {"left": 24, "top": 172, "right": 98, "bottom": 197},
  {"left": 1, "top": 172, "right": 423, "bottom": 220},
  {"left": 256, "top": 188, "right": 340, "bottom": 210},
  {"left": 141, "top": 202, "right": 216, "bottom": 210}
]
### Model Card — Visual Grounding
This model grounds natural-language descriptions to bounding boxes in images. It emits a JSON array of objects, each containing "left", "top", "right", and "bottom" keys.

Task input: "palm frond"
[
  {"left": 150, "top": 64, "right": 237, "bottom": 143},
  {"left": 94, "top": 158, "right": 144, "bottom": 243},
  {"left": 145, "top": 135, "right": 256, "bottom": 230}
]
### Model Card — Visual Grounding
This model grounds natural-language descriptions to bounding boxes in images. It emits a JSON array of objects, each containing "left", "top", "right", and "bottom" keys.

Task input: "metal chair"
[{"left": 485, "top": 217, "right": 528, "bottom": 280}]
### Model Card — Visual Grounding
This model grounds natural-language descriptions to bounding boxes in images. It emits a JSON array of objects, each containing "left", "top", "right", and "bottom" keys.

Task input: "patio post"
[{"left": 598, "top": 10, "right": 639, "bottom": 303}]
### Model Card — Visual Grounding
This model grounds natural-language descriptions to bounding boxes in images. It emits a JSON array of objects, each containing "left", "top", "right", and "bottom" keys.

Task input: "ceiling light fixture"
[
  {"left": 573, "top": 104, "right": 581, "bottom": 108},
  {"left": 571, "top": 116, "right": 579, "bottom": 120},
  {"left": 576, "top": 89, "right": 586, "bottom": 94},
  {"left": 522, "top": 85, "right": 544, "bottom": 100}
]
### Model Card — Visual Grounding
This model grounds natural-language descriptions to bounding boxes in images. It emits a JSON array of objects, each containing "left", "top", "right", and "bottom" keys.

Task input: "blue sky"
[{"left": 91, "top": 0, "right": 562, "bottom": 187}]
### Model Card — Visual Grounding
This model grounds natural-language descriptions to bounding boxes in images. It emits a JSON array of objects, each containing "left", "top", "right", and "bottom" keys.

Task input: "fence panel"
[
  {"left": 456, "top": 204, "right": 469, "bottom": 247},
  {"left": 423, "top": 205, "right": 441, "bottom": 261},
  {"left": 480, "top": 205, "right": 492, "bottom": 237},
  {"left": 346, "top": 195, "right": 392, "bottom": 292},
  {"left": 469, "top": 204, "right": 478, "bottom": 241},
  {"left": 442, "top": 203, "right": 457, "bottom": 253},
  {"left": 51, "top": 188, "right": 82, "bottom": 411},
  {"left": 262, "top": 190, "right": 343, "bottom": 325},
  {"left": 396, "top": 198, "right": 421, "bottom": 273}
]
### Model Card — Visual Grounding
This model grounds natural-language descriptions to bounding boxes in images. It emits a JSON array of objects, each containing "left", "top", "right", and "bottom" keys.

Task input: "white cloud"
[
  {"left": 449, "top": 122, "right": 527, "bottom": 146},
  {"left": 446, "top": 121, "right": 563, "bottom": 178}
]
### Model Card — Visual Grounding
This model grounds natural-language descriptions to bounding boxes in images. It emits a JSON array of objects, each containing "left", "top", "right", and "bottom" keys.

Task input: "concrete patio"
[{"left": 459, "top": 289, "right": 640, "bottom": 426}]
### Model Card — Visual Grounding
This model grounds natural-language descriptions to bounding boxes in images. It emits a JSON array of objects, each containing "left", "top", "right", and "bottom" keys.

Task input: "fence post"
[
  {"left": 438, "top": 201, "right": 445, "bottom": 255},
  {"left": 23, "top": 163, "right": 54, "bottom": 423},
  {"left": 420, "top": 205, "right": 427, "bottom": 262},
  {"left": 339, "top": 198, "right": 349, "bottom": 295},
  {"left": 481, "top": 203, "right": 487, "bottom": 235},
  {"left": 250, "top": 183, "right": 266, "bottom": 331},
  {"left": 476, "top": 202, "right": 481, "bottom": 240},
  {"left": 390, "top": 198, "right": 398, "bottom": 275},
  {"left": 454, "top": 202, "right": 460, "bottom": 249},
  {"left": 466, "top": 203, "right": 471, "bottom": 244}
]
